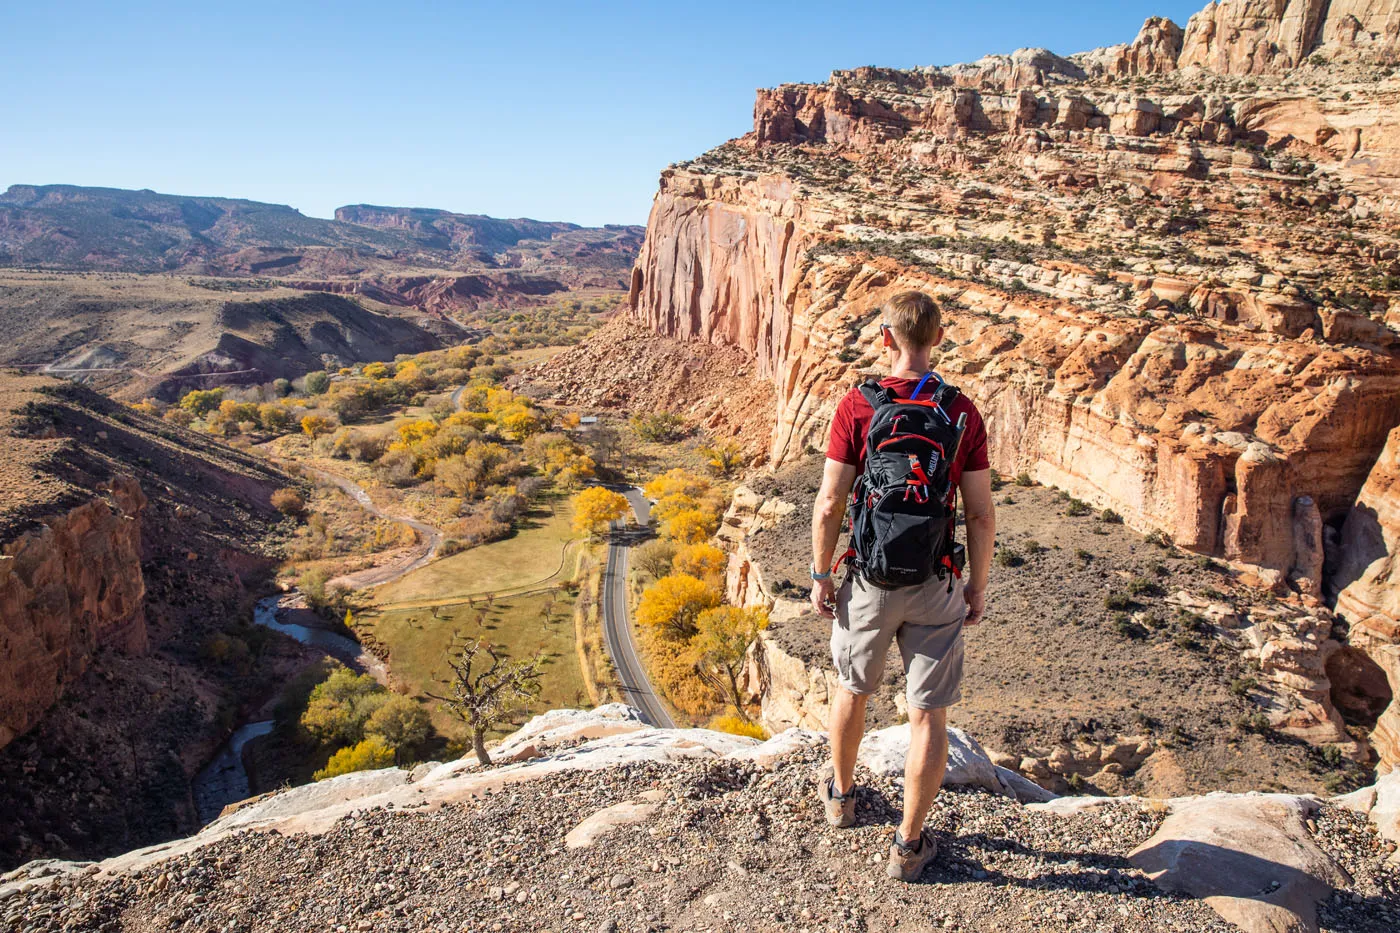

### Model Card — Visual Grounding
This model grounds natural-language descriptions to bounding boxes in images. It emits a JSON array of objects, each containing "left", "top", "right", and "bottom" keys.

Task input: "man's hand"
[
  {"left": 963, "top": 586, "right": 986, "bottom": 626},
  {"left": 811, "top": 578, "right": 837, "bottom": 618}
]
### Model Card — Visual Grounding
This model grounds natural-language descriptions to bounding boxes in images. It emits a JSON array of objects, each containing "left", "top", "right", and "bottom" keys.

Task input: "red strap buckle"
[{"left": 832, "top": 547, "right": 856, "bottom": 573}]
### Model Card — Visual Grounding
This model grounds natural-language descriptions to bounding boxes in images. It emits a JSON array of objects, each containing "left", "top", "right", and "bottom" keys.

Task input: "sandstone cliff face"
[
  {"left": 1336, "top": 426, "right": 1400, "bottom": 770},
  {"left": 1177, "top": 0, "right": 1400, "bottom": 75},
  {"left": 0, "top": 476, "right": 147, "bottom": 749},
  {"left": 620, "top": 5, "right": 1400, "bottom": 577}
]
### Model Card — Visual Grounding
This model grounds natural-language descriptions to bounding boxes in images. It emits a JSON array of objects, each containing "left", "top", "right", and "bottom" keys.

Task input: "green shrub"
[
  {"left": 1235, "top": 712, "right": 1271, "bottom": 735},
  {"left": 1074, "top": 548, "right": 1092, "bottom": 563},
  {"left": 1112, "top": 615, "right": 1148, "bottom": 640},
  {"left": 1014, "top": 472, "right": 1034, "bottom": 487},
  {"left": 1099, "top": 508, "right": 1123, "bottom": 524},
  {"left": 995, "top": 547, "right": 1024, "bottom": 568},
  {"left": 1126, "top": 577, "right": 1164, "bottom": 598},
  {"left": 1229, "top": 676, "right": 1258, "bottom": 698},
  {"left": 1104, "top": 591, "right": 1133, "bottom": 611},
  {"left": 1064, "top": 498, "right": 1091, "bottom": 517},
  {"left": 1023, "top": 540, "right": 1046, "bottom": 555},
  {"left": 314, "top": 736, "right": 395, "bottom": 780}
]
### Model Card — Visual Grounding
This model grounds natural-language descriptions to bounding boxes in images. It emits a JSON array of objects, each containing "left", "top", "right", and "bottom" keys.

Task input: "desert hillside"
[{"left": 0, "top": 185, "right": 643, "bottom": 396}]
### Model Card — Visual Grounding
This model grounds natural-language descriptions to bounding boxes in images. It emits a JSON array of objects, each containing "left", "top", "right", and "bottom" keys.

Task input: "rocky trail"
[{"left": 4, "top": 707, "right": 1398, "bottom": 933}]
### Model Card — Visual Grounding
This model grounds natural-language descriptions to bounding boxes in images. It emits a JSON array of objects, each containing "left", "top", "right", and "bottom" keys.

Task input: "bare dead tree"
[{"left": 429, "top": 637, "right": 544, "bottom": 766}]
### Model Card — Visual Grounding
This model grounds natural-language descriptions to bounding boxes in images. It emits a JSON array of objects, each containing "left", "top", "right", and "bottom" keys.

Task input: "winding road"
[{"left": 600, "top": 487, "right": 675, "bottom": 728}]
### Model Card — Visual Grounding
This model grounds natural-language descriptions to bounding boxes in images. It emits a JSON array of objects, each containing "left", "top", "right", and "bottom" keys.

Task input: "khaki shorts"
[{"left": 830, "top": 571, "right": 966, "bottom": 710}]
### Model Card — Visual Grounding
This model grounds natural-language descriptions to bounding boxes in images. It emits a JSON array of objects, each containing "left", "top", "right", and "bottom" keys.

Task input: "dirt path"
[{"left": 302, "top": 466, "right": 445, "bottom": 591}]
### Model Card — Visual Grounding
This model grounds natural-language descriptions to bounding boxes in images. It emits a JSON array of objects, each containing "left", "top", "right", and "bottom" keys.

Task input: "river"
[{"left": 190, "top": 594, "right": 390, "bottom": 823}]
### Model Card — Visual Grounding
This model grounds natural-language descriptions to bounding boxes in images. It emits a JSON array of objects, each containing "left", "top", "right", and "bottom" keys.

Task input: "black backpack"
[{"left": 845, "top": 374, "right": 968, "bottom": 588}]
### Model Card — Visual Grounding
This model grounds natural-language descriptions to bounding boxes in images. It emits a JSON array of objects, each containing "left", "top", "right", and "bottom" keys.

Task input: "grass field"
[
  {"left": 373, "top": 495, "right": 576, "bottom": 605},
  {"left": 359, "top": 589, "right": 585, "bottom": 742}
]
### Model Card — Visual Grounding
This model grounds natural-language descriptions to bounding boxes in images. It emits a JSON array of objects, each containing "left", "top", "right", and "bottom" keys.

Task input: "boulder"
[
  {"left": 564, "top": 791, "right": 667, "bottom": 849},
  {"left": 858, "top": 724, "right": 1056, "bottom": 801},
  {"left": 1129, "top": 793, "right": 1350, "bottom": 933}
]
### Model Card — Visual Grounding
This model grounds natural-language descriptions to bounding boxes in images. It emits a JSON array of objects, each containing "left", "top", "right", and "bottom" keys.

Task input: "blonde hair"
[{"left": 883, "top": 291, "right": 942, "bottom": 349}]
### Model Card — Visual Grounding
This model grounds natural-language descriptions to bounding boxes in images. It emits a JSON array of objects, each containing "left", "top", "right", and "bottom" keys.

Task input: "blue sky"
[{"left": 1, "top": 1, "right": 1202, "bottom": 226}]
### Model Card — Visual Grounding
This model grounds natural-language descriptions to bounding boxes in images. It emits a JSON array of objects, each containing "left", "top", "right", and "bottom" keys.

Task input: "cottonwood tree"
[
  {"left": 431, "top": 637, "right": 544, "bottom": 766},
  {"left": 571, "top": 487, "right": 630, "bottom": 539},
  {"left": 693, "top": 606, "right": 769, "bottom": 719}
]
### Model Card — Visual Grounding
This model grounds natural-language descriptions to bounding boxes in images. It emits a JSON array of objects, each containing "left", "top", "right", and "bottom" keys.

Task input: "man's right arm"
[{"left": 811, "top": 457, "right": 857, "bottom": 618}]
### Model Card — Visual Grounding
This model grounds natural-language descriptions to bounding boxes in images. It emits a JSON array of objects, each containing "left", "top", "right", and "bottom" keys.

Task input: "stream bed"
[{"left": 190, "top": 594, "right": 388, "bottom": 823}]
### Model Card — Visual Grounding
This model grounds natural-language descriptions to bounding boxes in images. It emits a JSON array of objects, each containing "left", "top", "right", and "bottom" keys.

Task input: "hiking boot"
[
  {"left": 887, "top": 829, "right": 938, "bottom": 882},
  {"left": 816, "top": 768, "right": 857, "bottom": 828}
]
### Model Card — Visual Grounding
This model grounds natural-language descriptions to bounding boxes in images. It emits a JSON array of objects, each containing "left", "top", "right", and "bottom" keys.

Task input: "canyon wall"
[
  {"left": 1176, "top": 0, "right": 1400, "bottom": 75},
  {"left": 0, "top": 476, "right": 148, "bottom": 749},
  {"left": 621, "top": 2, "right": 1400, "bottom": 576},
  {"left": 1336, "top": 426, "right": 1400, "bottom": 771}
]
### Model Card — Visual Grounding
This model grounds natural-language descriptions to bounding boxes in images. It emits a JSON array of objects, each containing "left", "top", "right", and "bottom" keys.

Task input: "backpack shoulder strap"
[
  {"left": 857, "top": 377, "right": 895, "bottom": 410},
  {"left": 930, "top": 380, "right": 961, "bottom": 409}
]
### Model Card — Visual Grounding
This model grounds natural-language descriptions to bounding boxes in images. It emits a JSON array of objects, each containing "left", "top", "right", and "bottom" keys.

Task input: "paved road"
[{"left": 600, "top": 487, "right": 674, "bottom": 728}]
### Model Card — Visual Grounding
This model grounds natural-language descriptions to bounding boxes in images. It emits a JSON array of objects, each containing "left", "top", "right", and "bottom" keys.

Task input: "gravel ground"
[{"left": 6, "top": 746, "right": 1397, "bottom": 933}]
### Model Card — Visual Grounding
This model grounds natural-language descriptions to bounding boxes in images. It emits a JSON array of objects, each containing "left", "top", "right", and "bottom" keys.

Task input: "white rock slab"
[
  {"left": 724, "top": 728, "right": 827, "bottom": 769},
  {"left": 1129, "top": 793, "right": 1350, "bottom": 933},
  {"left": 858, "top": 725, "right": 1011, "bottom": 797}
]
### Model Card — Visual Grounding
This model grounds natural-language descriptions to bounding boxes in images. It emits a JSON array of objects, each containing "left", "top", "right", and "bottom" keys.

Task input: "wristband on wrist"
[{"left": 810, "top": 564, "right": 832, "bottom": 581}]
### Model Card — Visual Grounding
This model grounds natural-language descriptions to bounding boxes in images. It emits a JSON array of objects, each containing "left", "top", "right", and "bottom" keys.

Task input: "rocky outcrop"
[
  {"left": 8, "top": 706, "right": 1395, "bottom": 933},
  {"left": 0, "top": 477, "right": 147, "bottom": 750},
  {"left": 1128, "top": 793, "right": 1350, "bottom": 933},
  {"left": 1178, "top": 0, "right": 1400, "bottom": 75},
  {"left": 1335, "top": 426, "right": 1400, "bottom": 770}
]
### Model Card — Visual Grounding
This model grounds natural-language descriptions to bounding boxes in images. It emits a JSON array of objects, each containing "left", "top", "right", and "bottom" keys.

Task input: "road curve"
[{"left": 600, "top": 487, "right": 674, "bottom": 728}]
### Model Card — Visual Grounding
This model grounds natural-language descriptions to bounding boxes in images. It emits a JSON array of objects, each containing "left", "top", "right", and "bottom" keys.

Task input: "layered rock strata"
[
  {"left": 0, "top": 477, "right": 147, "bottom": 749},
  {"left": 1336, "top": 426, "right": 1400, "bottom": 770},
  {"left": 609, "top": 0, "right": 1400, "bottom": 583}
]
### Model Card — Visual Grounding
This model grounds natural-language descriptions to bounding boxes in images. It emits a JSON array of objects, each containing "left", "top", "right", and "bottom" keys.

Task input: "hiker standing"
[{"left": 809, "top": 291, "right": 995, "bottom": 882}]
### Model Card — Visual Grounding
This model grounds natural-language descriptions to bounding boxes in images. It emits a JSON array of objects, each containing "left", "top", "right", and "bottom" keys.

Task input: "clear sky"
[{"left": 1, "top": 1, "right": 1203, "bottom": 226}]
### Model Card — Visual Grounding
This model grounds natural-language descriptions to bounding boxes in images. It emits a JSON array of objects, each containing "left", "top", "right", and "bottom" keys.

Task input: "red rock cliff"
[
  {"left": 0, "top": 476, "right": 148, "bottom": 749},
  {"left": 620, "top": 2, "right": 1400, "bottom": 580}
]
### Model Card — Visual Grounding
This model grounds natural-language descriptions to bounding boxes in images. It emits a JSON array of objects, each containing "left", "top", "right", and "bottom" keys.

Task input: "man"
[{"left": 809, "top": 290, "right": 995, "bottom": 882}]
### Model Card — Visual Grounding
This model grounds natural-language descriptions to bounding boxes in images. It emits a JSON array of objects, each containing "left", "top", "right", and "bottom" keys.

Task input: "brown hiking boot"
[
  {"left": 816, "top": 767, "right": 857, "bottom": 828},
  {"left": 887, "top": 829, "right": 938, "bottom": 882}
]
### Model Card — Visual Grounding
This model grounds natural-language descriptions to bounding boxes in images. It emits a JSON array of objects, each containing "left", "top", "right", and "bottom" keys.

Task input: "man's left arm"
[{"left": 959, "top": 468, "right": 995, "bottom": 625}]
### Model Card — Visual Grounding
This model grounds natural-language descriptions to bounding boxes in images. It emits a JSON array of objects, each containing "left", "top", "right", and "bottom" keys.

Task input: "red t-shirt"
[{"left": 826, "top": 375, "right": 990, "bottom": 485}]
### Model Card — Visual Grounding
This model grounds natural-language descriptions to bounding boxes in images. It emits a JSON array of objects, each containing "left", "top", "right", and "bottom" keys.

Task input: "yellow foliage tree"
[
  {"left": 301, "top": 414, "right": 334, "bottom": 439},
  {"left": 636, "top": 573, "right": 720, "bottom": 640},
  {"left": 571, "top": 487, "right": 630, "bottom": 538},
  {"left": 665, "top": 508, "right": 719, "bottom": 545},
  {"left": 673, "top": 542, "right": 726, "bottom": 580},
  {"left": 393, "top": 419, "right": 440, "bottom": 447},
  {"left": 362, "top": 361, "right": 391, "bottom": 379},
  {"left": 693, "top": 605, "right": 769, "bottom": 715},
  {"left": 703, "top": 442, "right": 744, "bottom": 477},
  {"left": 313, "top": 736, "right": 395, "bottom": 781},
  {"left": 643, "top": 468, "right": 709, "bottom": 503}
]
